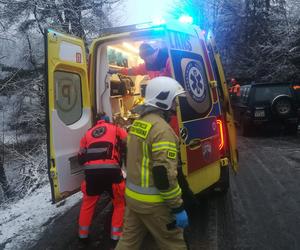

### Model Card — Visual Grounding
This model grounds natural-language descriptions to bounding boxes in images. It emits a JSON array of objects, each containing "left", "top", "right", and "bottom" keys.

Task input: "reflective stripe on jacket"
[
  {"left": 126, "top": 112, "right": 183, "bottom": 211},
  {"left": 78, "top": 120, "right": 127, "bottom": 166},
  {"left": 84, "top": 164, "right": 120, "bottom": 170}
]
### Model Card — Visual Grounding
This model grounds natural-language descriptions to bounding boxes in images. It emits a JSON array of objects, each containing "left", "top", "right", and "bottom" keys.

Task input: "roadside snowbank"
[{"left": 0, "top": 184, "right": 81, "bottom": 250}]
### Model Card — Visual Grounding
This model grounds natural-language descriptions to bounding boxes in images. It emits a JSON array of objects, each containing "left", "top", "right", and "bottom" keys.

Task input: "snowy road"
[
  {"left": 1, "top": 134, "right": 300, "bottom": 250},
  {"left": 221, "top": 135, "right": 300, "bottom": 250}
]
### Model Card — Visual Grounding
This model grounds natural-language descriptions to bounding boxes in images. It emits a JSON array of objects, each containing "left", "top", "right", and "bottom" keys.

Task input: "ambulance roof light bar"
[
  {"left": 135, "top": 19, "right": 166, "bottom": 30},
  {"left": 178, "top": 15, "right": 193, "bottom": 24},
  {"left": 135, "top": 15, "right": 193, "bottom": 30},
  {"left": 99, "top": 16, "right": 193, "bottom": 37}
]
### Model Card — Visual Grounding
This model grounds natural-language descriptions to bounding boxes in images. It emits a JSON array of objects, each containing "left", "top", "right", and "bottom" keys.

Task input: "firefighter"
[
  {"left": 229, "top": 78, "right": 241, "bottom": 100},
  {"left": 109, "top": 42, "right": 171, "bottom": 79},
  {"left": 116, "top": 77, "right": 189, "bottom": 250},
  {"left": 77, "top": 113, "right": 127, "bottom": 249}
]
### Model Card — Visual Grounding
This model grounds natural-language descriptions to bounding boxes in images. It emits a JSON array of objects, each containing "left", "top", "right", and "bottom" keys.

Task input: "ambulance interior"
[{"left": 95, "top": 38, "right": 169, "bottom": 128}]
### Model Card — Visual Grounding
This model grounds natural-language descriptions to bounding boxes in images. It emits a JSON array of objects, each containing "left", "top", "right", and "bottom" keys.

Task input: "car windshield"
[{"left": 254, "top": 85, "right": 291, "bottom": 102}]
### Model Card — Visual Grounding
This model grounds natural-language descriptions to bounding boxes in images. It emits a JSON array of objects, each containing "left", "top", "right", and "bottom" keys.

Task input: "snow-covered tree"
[
  {"left": 0, "top": 0, "right": 123, "bottom": 39},
  {"left": 175, "top": 0, "right": 300, "bottom": 82},
  {"left": 0, "top": 0, "right": 124, "bottom": 204}
]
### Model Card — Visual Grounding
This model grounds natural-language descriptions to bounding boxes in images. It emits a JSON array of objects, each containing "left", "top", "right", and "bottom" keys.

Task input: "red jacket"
[
  {"left": 229, "top": 84, "right": 241, "bottom": 97},
  {"left": 119, "top": 48, "right": 171, "bottom": 79},
  {"left": 78, "top": 120, "right": 127, "bottom": 167}
]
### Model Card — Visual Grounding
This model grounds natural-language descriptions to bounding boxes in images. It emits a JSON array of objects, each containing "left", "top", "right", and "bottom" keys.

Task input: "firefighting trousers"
[
  {"left": 78, "top": 179, "right": 125, "bottom": 240},
  {"left": 115, "top": 205, "right": 187, "bottom": 250}
]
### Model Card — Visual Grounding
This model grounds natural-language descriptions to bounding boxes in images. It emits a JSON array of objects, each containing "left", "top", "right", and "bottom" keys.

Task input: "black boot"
[
  {"left": 77, "top": 237, "right": 89, "bottom": 249},
  {"left": 110, "top": 239, "right": 119, "bottom": 250}
]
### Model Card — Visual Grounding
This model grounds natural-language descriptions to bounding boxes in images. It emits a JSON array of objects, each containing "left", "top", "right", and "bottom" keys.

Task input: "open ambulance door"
[
  {"left": 45, "top": 29, "right": 92, "bottom": 203},
  {"left": 206, "top": 32, "right": 239, "bottom": 172},
  {"left": 166, "top": 22, "right": 223, "bottom": 194}
]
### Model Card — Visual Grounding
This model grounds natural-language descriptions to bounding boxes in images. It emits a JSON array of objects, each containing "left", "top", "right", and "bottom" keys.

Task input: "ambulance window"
[
  {"left": 108, "top": 47, "right": 129, "bottom": 67},
  {"left": 54, "top": 71, "right": 82, "bottom": 125},
  {"left": 241, "top": 88, "right": 247, "bottom": 103},
  {"left": 240, "top": 88, "right": 245, "bottom": 98},
  {"left": 245, "top": 87, "right": 250, "bottom": 99},
  {"left": 241, "top": 86, "right": 250, "bottom": 103},
  {"left": 207, "top": 43, "right": 223, "bottom": 98}
]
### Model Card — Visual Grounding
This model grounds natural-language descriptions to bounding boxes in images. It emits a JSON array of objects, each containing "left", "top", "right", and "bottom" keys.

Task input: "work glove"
[
  {"left": 108, "top": 68, "right": 119, "bottom": 75},
  {"left": 174, "top": 210, "right": 189, "bottom": 228}
]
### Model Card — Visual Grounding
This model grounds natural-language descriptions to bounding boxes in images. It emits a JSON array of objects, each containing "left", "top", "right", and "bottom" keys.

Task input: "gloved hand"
[
  {"left": 174, "top": 210, "right": 189, "bottom": 228},
  {"left": 108, "top": 68, "right": 119, "bottom": 75}
]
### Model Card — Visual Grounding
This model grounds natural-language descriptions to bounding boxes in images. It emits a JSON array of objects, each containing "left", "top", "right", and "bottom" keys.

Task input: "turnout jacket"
[{"left": 126, "top": 110, "right": 184, "bottom": 214}]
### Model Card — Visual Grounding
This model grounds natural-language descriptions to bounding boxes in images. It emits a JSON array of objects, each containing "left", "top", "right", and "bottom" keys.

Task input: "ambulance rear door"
[
  {"left": 45, "top": 29, "right": 92, "bottom": 203},
  {"left": 206, "top": 32, "right": 239, "bottom": 172},
  {"left": 166, "top": 22, "right": 222, "bottom": 193}
]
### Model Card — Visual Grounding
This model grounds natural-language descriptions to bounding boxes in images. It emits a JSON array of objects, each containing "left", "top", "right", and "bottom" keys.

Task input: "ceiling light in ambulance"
[
  {"left": 107, "top": 46, "right": 130, "bottom": 57},
  {"left": 122, "top": 42, "right": 139, "bottom": 54}
]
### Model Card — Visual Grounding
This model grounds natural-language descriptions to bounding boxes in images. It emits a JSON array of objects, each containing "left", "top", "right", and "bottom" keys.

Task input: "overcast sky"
[{"left": 121, "top": 0, "right": 175, "bottom": 25}]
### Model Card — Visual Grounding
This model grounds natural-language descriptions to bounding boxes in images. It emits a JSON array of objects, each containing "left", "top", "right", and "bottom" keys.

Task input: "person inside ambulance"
[
  {"left": 77, "top": 112, "right": 127, "bottom": 248},
  {"left": 116, "top": 77, "right": 189, "bottom": 250},
  {"left": 109, "top": 42, "right": 171, "bottom": 79},
  {"left": 110, "top": 41, "right": 182, "bottom": 134},
  {"left": 229, "top": 78, "right": 241, "bottom": 101}
]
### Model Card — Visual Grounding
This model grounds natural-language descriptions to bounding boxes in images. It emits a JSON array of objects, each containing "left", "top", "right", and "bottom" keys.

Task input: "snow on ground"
[{"left": 0, "top": 184, "right": 81, "bottom": 250}]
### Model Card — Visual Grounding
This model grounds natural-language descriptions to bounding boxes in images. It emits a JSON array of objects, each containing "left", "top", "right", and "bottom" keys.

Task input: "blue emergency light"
[
  {"left": 135, "top": 15, "right": 193, "bottom": 30},
  {"left": 178, "top": 15, "right": 193, "bottom": 24}
]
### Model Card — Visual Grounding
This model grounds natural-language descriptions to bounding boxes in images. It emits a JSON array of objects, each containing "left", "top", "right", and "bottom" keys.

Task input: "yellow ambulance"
[{"left": 45, "top": 19, "right": 238, "bottom": 203}]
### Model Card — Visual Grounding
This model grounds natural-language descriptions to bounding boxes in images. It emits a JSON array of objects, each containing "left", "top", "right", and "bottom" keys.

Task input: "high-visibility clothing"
[
  {"left": 116, "top": 205, "right": 187, "bottom": 250},
  {"left": 79, "top": 120, "right": 127, "bottom": 167},
  {"left": 78, "top": 180, "right": 125, "bottom": 240},
  {"left": 229, "top": 84, "right": 241, "bottom": 97},
  {"left": 116, "top": 110, "right": 186, "bottom": 249},
  {"left": 125, "top": 113, "right": 183, "bottom": 210},
  {"left": 119, "top": 48, "right": 171, "bottom": 79},
  {"left": 78, "top": 120, "right": 127, "bottom": 240}
]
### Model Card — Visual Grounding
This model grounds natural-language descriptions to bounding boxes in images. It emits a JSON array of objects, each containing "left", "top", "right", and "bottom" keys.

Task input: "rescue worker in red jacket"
[
  {"left": 110, "top": 42, "right": 171, "bottom": 79},
  {"left": 77, "top": 113, "right": 127, "bottom": 248},
  {"left": 229, "top": 78, "right": 241, "bottom": 99}
]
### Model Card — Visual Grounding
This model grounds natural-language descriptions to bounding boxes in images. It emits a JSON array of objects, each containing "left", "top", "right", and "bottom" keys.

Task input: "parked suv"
[{"left": 232, "top": 82, "right": 300, "bottom": 136}]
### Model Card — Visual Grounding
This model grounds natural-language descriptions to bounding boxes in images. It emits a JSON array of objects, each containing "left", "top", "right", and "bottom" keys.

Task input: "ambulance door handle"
[
  {"left": 209, "top": 80, "right": 217, "bottom": 88},
  {"left": 51, "top": 158, "right": 56, "bottom": 167},
  {"left": 105, "top": 73, "right": 110, "bottom": 88}
]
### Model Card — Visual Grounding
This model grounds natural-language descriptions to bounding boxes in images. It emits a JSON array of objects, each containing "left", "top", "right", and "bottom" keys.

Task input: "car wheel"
[{"left": 272, "top": 96, "right": 292, "bottom": 116}]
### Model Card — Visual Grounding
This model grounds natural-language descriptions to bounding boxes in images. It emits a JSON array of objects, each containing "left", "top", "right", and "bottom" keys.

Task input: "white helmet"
[{"left": 144, "top": 76, "right": 186, "bottom": 110}]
